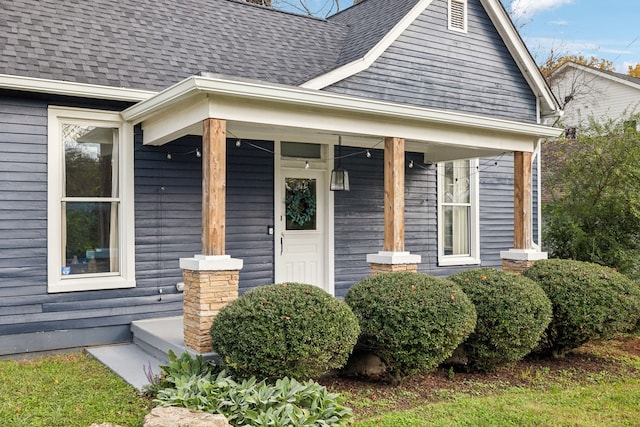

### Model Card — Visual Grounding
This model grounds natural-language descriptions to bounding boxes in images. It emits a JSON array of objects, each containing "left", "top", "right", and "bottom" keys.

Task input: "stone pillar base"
[
  {"left": 370, "top": 263, "right": 418, "bottom": 275},
  {"left": 180, "top": 255, "right": 243, "bottom": 353},
  {"left": 366, "top": 251, "right": 421, "bottom": 276},
  {"left": 500, "top": 249, "right": 547, "bottom": 274}
]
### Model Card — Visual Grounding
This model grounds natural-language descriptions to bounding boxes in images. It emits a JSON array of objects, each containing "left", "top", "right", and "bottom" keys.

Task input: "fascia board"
[
  {"left": 300, "top": 0, "right": 435, "bottom": 90},
  {"left": 0, "top": 74, "right": 156, "bottom": 102},
  {"left": 125, "top": 75, "right": 562, "bottom": 141},
  {"left": 479, "top": 0, "right": 560, "bottom": 117},
  {"left": 554, "top": 62, "right": 640, "bottom": 92}
]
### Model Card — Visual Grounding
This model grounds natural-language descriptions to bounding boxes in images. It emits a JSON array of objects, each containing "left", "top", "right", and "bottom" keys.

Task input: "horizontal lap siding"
[
  {"left": 0, "top": 97, "right": 47, "bottom": 299},
  {"left": 225, "top": 140, "right": 275, "bottom": 293},
  {"left": 326, "top": 0, "right": 537, "bottom": 123},
  {"left": 135, "top": 137, "right": 276, "bottom": 295},
  {"left": 334, "top": 147, "right": 514, "bottom": 297}
]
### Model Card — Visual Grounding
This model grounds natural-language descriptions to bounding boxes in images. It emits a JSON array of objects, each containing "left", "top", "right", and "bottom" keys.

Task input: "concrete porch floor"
[{"left": 87, "top": 316, "right": 216, "bottom": 390}]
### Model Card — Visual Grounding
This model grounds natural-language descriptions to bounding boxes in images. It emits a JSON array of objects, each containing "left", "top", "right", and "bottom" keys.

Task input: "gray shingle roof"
[
  {"left": 328, "top": 0, "right": 421, "bottom": 67},
  {"left": 0, "top": 0, "right": 415, "bottom": 92}
]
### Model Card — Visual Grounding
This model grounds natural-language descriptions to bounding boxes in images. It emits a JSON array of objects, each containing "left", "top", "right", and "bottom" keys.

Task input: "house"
[
  {"left": 0, "top": 0, "right": 561, "bottom": 356},
  {"left": 548, "top": 62, "right": 640, "bottom": 131}
]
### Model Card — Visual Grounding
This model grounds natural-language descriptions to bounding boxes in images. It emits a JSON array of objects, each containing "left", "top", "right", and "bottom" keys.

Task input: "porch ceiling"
[{"left": 121, "top": 74, "right": 562, "bottom": 162}]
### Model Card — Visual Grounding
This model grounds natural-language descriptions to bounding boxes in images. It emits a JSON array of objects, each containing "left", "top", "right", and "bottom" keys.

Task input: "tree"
[
  {"left": 543, "top": 113, "right": 640, "bottom": 279},
  {"left": 243, "top": 0, "right": 342, "bottom": 16},
  {"left": 629, "top": 64, "right": 640, "bottom": 78},
  {"left": 539, "top": 54, "right": 614, "bottom": 80}
]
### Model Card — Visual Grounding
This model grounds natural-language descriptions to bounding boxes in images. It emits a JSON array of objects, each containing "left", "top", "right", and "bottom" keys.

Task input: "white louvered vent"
[{"left": 449, "top": 0, "right": 467, "bottom": 33}]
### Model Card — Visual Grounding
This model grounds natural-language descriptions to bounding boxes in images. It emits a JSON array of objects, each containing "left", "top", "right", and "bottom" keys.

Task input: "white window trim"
[
  {"left": 448, "top": 0, "right": 468, "bottom": 33},
  {"left": 437, "top": 158, "right": 480, "bottom": 266},
  {"left": 47, "top": 106, "right": 135, "bottom": 293}
]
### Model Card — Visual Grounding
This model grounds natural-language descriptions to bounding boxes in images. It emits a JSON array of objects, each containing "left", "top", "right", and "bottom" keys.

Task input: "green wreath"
[{"left": 286, "top": 185, "right": 316, "bottom": 226}]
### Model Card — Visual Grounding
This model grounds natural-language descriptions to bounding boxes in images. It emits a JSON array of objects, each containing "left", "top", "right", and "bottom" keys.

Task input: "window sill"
[
  {"left": 438, "top": 256, "right": 481, "bottom": 267},
  {"left": 48, "top": 276, "right": 135, "bottom": 293}
]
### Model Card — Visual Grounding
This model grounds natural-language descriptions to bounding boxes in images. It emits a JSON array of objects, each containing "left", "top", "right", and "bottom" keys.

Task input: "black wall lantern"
[{"left": 330, "top": 136, "right": 350, "bottom": 191}]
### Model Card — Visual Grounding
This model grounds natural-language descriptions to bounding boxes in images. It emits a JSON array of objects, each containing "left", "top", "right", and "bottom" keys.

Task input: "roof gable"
[
  {"left": 303, "top": 0, "right": 559, "bottom": 119},
  {"left": 552, "top": 62, "right": 640, "bottom": 91}
]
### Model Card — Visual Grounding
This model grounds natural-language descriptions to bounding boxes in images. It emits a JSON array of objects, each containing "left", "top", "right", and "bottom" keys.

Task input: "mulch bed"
[{"left": 318, "top": 334, "right": 640, "bottom": 418}]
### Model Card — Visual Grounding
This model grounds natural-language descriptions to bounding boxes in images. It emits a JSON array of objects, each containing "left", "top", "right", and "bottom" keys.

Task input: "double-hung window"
[
  {"left": 47, "top": 107, "right": 135, "bottom": 292},
  {"left": 437, "top": 159, "right": 480, "bottom": 266}
]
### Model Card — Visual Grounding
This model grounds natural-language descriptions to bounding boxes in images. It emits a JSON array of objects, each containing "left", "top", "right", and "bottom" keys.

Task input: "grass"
[
  {"left": 353, "top": 378, "right": 640, "bottom": 426},
  {"left": 346, "top": 333, "right": 640, "bottom": 427},
  {"left": 0, "top": 334, "right": 638, "bottom": 426},
  {"left": 0, "top": 352, "right": 151, "bottom": 427}
]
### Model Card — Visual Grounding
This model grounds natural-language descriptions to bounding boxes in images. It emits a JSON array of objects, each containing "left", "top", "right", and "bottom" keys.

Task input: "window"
[
  {"left": 437, "top": 159, "right": 479, "bottom": 266},
  {"left": 48, "top": 107, "right": 135, "bottom": 292},
  {"left": 448, "top": 0, "right": 467, "bottom": 33}
]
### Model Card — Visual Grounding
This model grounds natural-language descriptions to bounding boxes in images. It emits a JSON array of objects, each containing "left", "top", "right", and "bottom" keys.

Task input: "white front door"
[{"left": 275, "top": 168, "right": 328, "bottom": 292}]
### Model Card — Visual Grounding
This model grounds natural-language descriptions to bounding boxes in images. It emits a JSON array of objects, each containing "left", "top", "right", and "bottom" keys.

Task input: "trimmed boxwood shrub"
[
  {"left": 523, "top": 259, "right": 640, "bottom": 357},
  {"left": 344, "top": 272, "right": 476, "bottom": 376},
  {"left": 448, "top": 268, "right": 552, "bottom": 371},
  {"left": 210, "top": 283, "right": 359, "bottom": 380}
]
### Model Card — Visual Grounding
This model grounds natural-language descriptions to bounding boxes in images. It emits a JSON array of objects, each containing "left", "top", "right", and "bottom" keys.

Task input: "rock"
[
  {"left": 143, "top": 407, "right": 230, "bottom": 427},
  {"left": 341, "top": 350, "right": 388, "bottom": 379}
]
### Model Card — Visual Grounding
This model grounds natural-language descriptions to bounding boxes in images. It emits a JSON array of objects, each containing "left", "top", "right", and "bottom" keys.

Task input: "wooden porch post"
[
  {"left": 513, "top": 151, "right": 532, "bottom": 250},
  {"left": 501, "top": 150, "right": 546, "bottom": 273},
  {"left": 202, "top": 118, "right": 226, "bottom": 255},
  {"left": 367, "top": 137, "right": 421, "bottom": 274},
  {"left": 179, "top": 118, "right": 242, "bottom": 354},
  {"left": 384, "top": 137, "right": 405, "bottom": 252}
]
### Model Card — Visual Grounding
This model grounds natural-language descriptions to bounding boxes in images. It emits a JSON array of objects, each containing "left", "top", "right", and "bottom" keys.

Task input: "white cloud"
[
  {"left": 510, "top": 0, "right": 574, "bottom": 20},
  {"left": 548, "top": 20, "right": 569, "bottom": 26}
]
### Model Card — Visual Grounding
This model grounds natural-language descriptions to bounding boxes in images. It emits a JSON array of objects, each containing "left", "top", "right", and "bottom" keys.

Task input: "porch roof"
[{"left": 121, "top": 74, "right": 562, "bottom": 162}]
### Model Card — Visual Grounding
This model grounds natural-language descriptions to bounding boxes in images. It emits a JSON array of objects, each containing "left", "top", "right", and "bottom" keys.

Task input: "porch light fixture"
[{"left": 330, "top": 136, "right": 350, "bottom": 191}]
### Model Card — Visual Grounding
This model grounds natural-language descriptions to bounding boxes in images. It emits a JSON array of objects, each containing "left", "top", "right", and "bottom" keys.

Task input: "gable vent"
[{"left": 449, "top": 0, "right": 467, "bottom": 33}]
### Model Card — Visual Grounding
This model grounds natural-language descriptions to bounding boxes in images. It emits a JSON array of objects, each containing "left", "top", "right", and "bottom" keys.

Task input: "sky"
[{"left": 508, "top": 0, "right": 640, "bottom": 73}]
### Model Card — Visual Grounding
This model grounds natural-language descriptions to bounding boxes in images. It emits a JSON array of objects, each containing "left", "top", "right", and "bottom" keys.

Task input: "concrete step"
[
  {"left": 131, "top": 316, "right": 186, "bottom": 363},
  {"left": 88, "top": 316, "right": 218, "bottom": 390}
]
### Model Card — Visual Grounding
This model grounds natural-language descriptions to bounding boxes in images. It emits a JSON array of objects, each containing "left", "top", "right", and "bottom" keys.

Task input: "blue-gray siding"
[
  {"left": 334, "top": 147, "right": 515, "bottom": 297},
  {"left": 0, "top": 92, "right": 275, "bottom": 355},
  {"left": 136, "top": 136, "right": 276, "bottom": 294},
  {"left": 326, "top": 0, "right": 537, "bottom": 123}
]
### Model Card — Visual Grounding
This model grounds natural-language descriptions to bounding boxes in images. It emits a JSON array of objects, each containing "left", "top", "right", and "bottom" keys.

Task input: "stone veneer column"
[
  {"left": 179, "top": 255, "right": 243, "bottom": 353},
  {"left": 367, "top": 251, "right": 421, "bottom": 276}
]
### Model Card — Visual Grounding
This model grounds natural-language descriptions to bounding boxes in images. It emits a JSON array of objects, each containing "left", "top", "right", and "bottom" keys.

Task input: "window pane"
[
  {"left": 444, "top": 205, "right": 470, "bottom": 255},
  {"left": 64, "top": 124, "right": 118, "bottom": 198},
  {"left": 285, "top": 178, "right": 317, "bottom": 230},
  {"left": 444, "top": 160, "right": 470, "bottom": 203},
  {"left": 63, "top": 202, "right": 119, "bottom": 275},
  {"left": 281, "top": 142, "right": 322, "bottom": 159}
]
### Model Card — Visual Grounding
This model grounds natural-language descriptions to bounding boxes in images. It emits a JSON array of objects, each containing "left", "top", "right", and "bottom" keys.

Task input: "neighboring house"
[
  {"left": 548, "top": 62, "right": 640, "bottom": 131},
  {"left": 0, "top": 0, "right": 561, "bottom": 356}
]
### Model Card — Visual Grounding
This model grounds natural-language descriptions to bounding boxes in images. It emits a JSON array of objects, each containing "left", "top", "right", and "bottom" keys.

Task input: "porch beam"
[
  {"left": 202, "top": 118, "right": 226, "bottom": 255},
  {"left": 513, "top": 151, "right": 532, "bottom": 249},
  {"left": 384, "top": 137, "right": 405, "bottom": 252}
]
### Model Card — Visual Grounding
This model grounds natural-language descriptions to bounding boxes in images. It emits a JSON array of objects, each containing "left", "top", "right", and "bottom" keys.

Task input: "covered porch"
[{"left": 122, "top": 73, "right": 561, "bottom": 353}]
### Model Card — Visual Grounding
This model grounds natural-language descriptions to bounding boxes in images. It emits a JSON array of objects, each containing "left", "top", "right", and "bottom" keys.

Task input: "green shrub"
[
  {"left": 448, "top": 268, "right": 552, "bottom": 371},
  {"left": 155, "top": 368, "right": 352, "bottom": 426},
  {"left": 210, "top": 283, "right": 359, "bottom": 380},
  {"left": 523, "top": 259, "right": 640, "bottom": 357},
  {"left": 344, "top": 272, "right": 476, "bottom": 376}
]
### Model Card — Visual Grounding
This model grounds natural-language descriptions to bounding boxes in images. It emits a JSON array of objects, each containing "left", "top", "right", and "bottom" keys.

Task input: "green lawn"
[
  {"left": 0, "top": 352, "right": 151, "bottom": 427},
  {"left": 353, "top": 378, "right": 640, "bottom": 427},
  {"left": 0, "top": 335, "right": 638, "bottom": 427}
]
